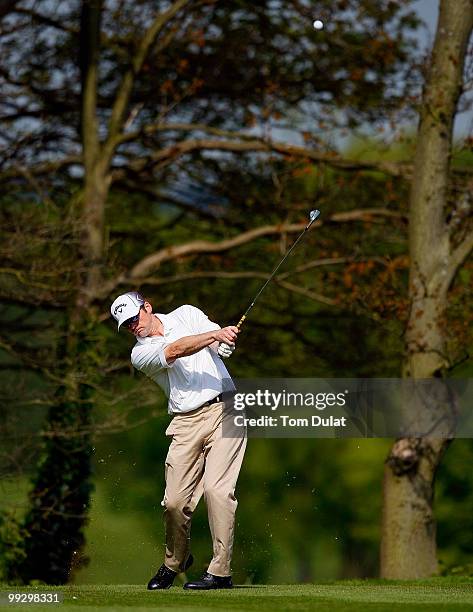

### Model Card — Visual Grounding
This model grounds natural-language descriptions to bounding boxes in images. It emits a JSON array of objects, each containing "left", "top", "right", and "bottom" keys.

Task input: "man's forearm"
[{"left": 164, "top": 331, "right": 217, "bottom": 363}]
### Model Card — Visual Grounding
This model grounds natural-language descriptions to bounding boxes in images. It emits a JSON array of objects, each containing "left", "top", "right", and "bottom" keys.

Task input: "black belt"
[{"left": 201, "top": 394, "right": 223, "bottom": 408}]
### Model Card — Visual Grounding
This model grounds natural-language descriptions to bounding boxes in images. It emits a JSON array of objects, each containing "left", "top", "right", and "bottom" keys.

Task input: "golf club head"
[{"left": 309, "top": 209, "right": 320, "bottom": 222}]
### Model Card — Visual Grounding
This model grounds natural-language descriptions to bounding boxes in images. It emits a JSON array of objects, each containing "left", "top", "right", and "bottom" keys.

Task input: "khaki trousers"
[{"left": 162, "top": 400, "right": 246, "bottom": 577}]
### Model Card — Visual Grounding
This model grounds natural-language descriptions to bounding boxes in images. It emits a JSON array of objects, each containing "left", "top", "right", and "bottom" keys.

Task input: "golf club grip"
[{"left": 236, "top": 315, "right": 246, "bottom": 329}]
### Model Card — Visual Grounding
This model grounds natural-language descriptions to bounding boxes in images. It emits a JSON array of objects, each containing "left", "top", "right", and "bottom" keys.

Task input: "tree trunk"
[
  {"left": 7, "top": 1, "right": 107, "bottom": 584},
  {"left": 380, "top": 0, "right": 473, "bottom": 579}
]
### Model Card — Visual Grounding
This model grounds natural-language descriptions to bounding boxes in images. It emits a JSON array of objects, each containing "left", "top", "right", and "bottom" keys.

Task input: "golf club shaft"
[{"left": 236, "top": 212, "right": 320, "bottom": 329}]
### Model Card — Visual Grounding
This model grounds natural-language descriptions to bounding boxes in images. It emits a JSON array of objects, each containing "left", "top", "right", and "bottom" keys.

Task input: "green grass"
[{"left": 2, "top": 579, "right": 473, "bottom": 611}]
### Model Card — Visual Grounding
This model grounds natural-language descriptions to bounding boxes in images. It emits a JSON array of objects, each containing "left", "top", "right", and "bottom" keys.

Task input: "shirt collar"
[{"left": 156, "top": 312, "right": 175, "bottom": 334}]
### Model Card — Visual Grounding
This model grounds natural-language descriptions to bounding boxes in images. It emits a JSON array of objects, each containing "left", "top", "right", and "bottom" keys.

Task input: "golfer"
[{"left": 110, "top": 291, "right": 246, "bottom": 590}]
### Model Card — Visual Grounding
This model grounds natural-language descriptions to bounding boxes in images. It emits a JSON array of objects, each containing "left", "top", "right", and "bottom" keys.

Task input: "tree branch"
[
  {"left": 14, "top": 7, "right": 78, "bottom": 33},
  {"left": 103, "top": 0, "right": 191, "bottom": 162},
  {"left": 80, "top": 0, "right": 102, "bottom": 170},
  {"left": 0, "top": 0, "right": 21, "bottom": 19},
  {"left": 97, "top": 208, "right": 400, "bottom": 298},
  {"left": 114, "top": 269, "right": 337, "bottom": 306},
  {"left": 114, "top": 130, "right": 411, "bottom": 178},
  {"left": 277, "top": 280, "right": 337, "bottom": 306},
  {"left": 0, "top": 336, "right": 62, "bottom": 384},
  {"left": 116, "top": 121, "right": 269, "bottom": 145},
  {"left": 0, "top": 157, "right": 81, "bottom": 181},
  {"left": 447, "top": 232, "right": 473, "bottom": 286}
]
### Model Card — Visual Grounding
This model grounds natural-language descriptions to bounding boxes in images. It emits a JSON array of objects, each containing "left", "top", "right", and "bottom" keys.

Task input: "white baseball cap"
[{"left": 110, "top": 291, "right": 145, "bottom": 330}]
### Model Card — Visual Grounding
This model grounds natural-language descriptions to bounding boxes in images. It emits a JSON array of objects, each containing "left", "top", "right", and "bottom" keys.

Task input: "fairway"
[{"left": 3, "top": 579, "right": 473, "bottom": 611}]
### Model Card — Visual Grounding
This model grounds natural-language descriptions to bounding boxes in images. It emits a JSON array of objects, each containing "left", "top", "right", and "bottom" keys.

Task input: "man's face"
[{"left": 125, "top": 302, "right": 154, "bottom": 337}]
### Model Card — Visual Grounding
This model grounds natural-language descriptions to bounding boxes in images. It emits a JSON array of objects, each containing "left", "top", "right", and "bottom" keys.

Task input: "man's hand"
[
  {"left": 214, "top": 326, "right": 238, "bottom": 360},
  {"left": 218, "top": 342, "right": 235, "bottom": 359},
  {"left": 213, "top": 326, "right": 239, "bottom": 345},
  {"left": 165, "top": 326, "right": 238, "bottom": 364}
]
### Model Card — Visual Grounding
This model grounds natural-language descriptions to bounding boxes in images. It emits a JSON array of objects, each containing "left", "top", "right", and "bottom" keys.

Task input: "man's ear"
[{"left": 144, "top": 301, "right": 153, "bottom": 313}]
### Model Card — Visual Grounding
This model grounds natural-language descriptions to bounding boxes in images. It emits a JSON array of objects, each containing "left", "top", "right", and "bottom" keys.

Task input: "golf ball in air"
[{"left": 313, "top": 20, "right": 324, "bottom": 30}]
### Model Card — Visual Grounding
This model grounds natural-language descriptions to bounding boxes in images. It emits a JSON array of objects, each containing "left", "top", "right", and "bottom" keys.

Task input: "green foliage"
[
  {"left": 6, "top": 399, "right": 94, "bottom": 584},
  {"left": 437, "top": 440, "right": 473, "bottom": 574},
  {"left": 0, "top": 510, "right": 25, "bottom": 582}
]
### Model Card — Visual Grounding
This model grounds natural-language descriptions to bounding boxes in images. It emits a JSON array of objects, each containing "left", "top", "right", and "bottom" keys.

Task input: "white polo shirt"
[{"left": 131, "top": 305, "right": 235, "bottom": 414}]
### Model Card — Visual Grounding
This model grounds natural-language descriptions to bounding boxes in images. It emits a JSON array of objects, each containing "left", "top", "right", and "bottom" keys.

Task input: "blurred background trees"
[{"left": 0, "top": 0, "right": 471, "bottom": 584}]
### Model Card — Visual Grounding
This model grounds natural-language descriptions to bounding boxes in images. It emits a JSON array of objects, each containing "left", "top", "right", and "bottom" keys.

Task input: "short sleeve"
[{"left": 131, "top": 343, "right": 174, "bottom": 375}]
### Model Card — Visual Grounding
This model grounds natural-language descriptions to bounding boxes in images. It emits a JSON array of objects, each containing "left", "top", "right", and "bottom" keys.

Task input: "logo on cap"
[{"left": 113, "top": 303, "right": 127, "bottom": 315}]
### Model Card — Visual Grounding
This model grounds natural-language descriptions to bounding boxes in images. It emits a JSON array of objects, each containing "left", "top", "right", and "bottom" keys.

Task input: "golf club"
[{"left": 236, "top": 209, "right": 321, "bottom": 330}]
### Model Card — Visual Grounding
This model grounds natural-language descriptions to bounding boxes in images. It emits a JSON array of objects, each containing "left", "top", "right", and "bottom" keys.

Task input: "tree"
[{"left": 381, "top": 0, "right": 473, "bottom": 579}]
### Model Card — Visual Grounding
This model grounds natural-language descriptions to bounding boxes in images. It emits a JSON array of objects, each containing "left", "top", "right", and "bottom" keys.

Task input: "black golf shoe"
[
  {"left": 147, "top": 554, "right": 193, "bottom": 590},
  {"left": 183, "top": 571, "right": 233, "bottom": 590}
]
